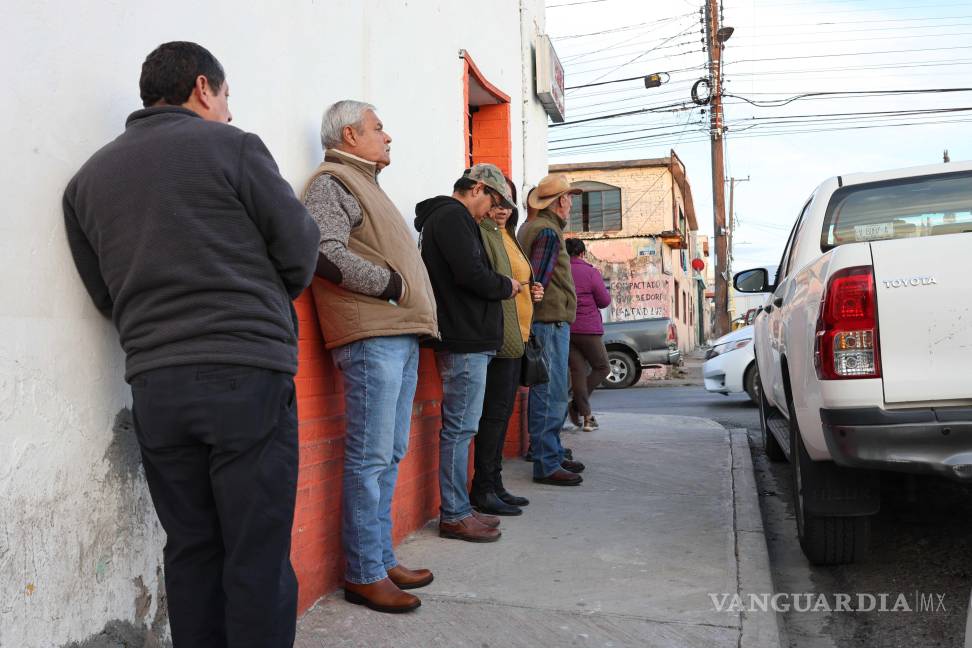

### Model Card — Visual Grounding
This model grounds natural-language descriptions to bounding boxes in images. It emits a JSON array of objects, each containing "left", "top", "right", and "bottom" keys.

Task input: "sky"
[{"left": 545, "top": 0, "right": 972, "bottom": 271}]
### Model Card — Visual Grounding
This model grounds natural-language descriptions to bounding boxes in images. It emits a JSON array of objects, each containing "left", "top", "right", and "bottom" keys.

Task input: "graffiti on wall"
[{"left": 588, "top": 252, "right": 672, "bottom": 322}]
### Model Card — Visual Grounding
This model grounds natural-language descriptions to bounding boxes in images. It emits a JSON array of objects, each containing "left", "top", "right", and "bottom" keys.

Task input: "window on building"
[
  {"left": 674, "top": 280, "right": 680, "bottom": 318},
  {"left": 682, "top": 292, "right": 688, "bottom": 324},
  {"left": 567, "top": 181, "right": 622, "bottom": 233}
]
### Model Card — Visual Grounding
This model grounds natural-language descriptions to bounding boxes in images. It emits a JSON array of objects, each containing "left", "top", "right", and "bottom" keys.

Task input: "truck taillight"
[
  {"left": 814, "top": 265, "right": 881, "bottom": 380},
  {"left": 667, "top": 323, "right": 677, "bottom": 346}
]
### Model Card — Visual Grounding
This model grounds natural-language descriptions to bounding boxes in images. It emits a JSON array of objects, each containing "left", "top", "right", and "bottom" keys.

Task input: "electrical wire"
[
  {"left": 547, "top": 0, "right": 611, "bottom": 8},
  {"left": 568, "top": 25, "right": 699, "bottom": 92},
  {"left": 723, "top": 58, "right": 972, "bottom": 78},
  {"left": 741, "top": 14, "right": 972, "bottom": 28},
  {"left": 724, "top": 87, "right": 972, "bottom": 107},
  {"left": 731, "top": 21, "right": 972, "bottom": 36},
  {"left": 552, "top": 12, "right": 697, "bottom": 40},
  {"left": 549, "top": 116, "right": 972, "bottom": 155},
  {"left": 750, "top": 2, "right": 972, "bottom": 16},
  {"left": 733, "top": 30, "right": 972, "bottom": 48},
  {"left": 725, "top": 44, "right": 972, "bottom": 67}
]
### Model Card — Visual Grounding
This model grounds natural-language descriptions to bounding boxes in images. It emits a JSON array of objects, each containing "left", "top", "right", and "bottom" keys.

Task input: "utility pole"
[
  {"left": 705, "top": 0, "right": 732, "bottom": 337},
  {"left": 727, "top": 175, "right": 750, "bottom": 266},
  {"left": 726, "top": 176, "right": 749, "bottom": 294}
]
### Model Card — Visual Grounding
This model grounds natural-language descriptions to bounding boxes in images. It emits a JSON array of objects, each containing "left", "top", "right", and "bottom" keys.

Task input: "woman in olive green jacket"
[{"left": 471, "top": 178, "right": 543, "bottom": 516}]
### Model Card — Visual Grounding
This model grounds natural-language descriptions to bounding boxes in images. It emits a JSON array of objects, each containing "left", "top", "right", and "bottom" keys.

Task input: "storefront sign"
[{"left": 536, "top": 34, "right": 565, "bottom": 123}]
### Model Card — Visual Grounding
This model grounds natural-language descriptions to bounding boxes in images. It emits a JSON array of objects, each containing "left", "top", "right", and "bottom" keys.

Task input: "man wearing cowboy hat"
[{"left": 518, "top": 174, "right": 586, "bottom": 486}]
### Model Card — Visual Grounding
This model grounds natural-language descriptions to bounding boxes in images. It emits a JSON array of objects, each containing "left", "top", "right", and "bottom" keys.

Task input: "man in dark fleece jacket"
[
  {"left": 414, "top": 163, "right": 521, "bottom": 543},
  {"left": 62, "top": 42, "right": 318, "bottom": 648}
]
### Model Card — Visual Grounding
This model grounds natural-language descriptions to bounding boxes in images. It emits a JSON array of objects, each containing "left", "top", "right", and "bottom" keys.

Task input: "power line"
[
  {"left": 550, "top": 119, "right": 702, "bottom": 144},
  {"left": 550, "top": 101, "right": 694, "bottom": 127},
  {"left": 731, "top": 20, "right": 972, "bottom": 36},
  {"left": 549, "top": 107, "right": 972, "bottom": 152},
  {"left": 547, "top": 0, "right": 611, "bottom": 8},
  {"left": 723, "top": 58, "right": 972, "bottom": 78},
  {"left": 741, "top": 14, "right": 972, "bottom": 28},
  {"left": 561, "top": 25, "right": 670, "bottom": 64},
  {"left": 732, "top": 30, "right": 972, "bottom": 48},
  {"left": 549, "top": 116, "right": 972, "bottom": 155},
  {"left": 725, "top": 44, "right": 972, "bottom": 66},
  {"left": 565, "top": 40, "right": 698, "bottom": 69},
  {"left": 566, "top": 48, "right": 704, "bottom": 76},
  {"left": 568, "top": 25, "right": 699, "bottom": 92},
  {"left": 750, "top": 2, "right": 972, "bottom": 16},
  {"left": 724, "top": 87, "right": 972, "bottom": 107},
  {"left": 552, "top": 13, "right": 696, "bottom": 40}
]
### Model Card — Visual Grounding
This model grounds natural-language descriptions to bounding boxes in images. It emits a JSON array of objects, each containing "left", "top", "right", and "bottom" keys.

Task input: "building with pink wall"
[{"left": 550, "top": 152, "right": 712, "bottom": 351}]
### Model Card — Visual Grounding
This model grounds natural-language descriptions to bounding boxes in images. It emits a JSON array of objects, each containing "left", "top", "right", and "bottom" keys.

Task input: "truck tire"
[
  {"left": 758, "top": 372, "right": 787, "bottom": 463},
  {"left": 744, "top": 362, "right": 759, "bottom": 405},
  {"left": 789, "top": 399, "right": 870, "bottom": 565},
  {"left": 604, "top": 350, "right": 640, "bottom": 389}
]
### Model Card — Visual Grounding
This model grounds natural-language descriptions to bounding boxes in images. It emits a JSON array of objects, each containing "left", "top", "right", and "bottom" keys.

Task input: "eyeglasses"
[{"left": 485, "top": 187, "right": 504, "bottom": 209}]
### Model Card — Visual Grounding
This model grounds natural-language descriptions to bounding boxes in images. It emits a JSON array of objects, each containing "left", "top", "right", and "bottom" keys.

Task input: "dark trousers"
[
  {"left": 471, "top": 356, "right": 521, "bottom": 497},
  {"left": 568, "top": 334, "right": 610, "bottom": 416},
  {"left": 131, "top": 364, "right": 299, "bottom": 648}
]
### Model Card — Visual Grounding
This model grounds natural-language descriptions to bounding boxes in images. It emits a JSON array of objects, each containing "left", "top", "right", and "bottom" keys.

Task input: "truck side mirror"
[{"left": 734, "top": 268, "right": 772, "bottom": 293}]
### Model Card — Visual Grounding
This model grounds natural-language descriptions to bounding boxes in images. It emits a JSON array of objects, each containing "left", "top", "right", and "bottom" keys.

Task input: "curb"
[{"left": 730, "top": 428, "right": 786, "bottom": 648}]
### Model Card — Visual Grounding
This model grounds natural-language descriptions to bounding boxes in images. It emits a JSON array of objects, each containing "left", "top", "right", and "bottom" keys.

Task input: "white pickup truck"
[{"left": 734, "top": 161, "right": 972, "bottom": 565}]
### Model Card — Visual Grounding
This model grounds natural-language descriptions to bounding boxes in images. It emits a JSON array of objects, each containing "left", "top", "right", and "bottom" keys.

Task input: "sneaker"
[
  {"left": 582, "top": 416, "right": 595, "bottom": 432},
  {"left": 589, "top": 414, "right": 600, "bottom": 429}
]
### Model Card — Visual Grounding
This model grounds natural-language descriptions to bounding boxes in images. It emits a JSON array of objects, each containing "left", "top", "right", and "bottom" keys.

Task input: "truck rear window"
[{"left": 821, "top": 170, "right": 972, "bottom": 251}]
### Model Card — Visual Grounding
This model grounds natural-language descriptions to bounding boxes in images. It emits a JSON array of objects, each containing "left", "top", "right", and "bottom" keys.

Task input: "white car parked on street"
[
  {"left": 735, "top": 160, "right": 972, "bottom": 566},
  {"left": 703, "top": 326, "right": 758, "bottom": 404}
]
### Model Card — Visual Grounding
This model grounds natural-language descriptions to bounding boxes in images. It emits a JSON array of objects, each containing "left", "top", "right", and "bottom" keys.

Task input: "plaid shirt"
[{"left": 528, "top": 227, "right": 560, "bottom": 288}]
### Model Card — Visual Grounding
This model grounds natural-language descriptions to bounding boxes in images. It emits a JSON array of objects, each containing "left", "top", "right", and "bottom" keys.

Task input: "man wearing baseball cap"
[
  {"left": 414, "top": 163, "right": 523, "bottom": 542},
  {"left": 518, "top": 174, "right": 586, "bottom": 485}
]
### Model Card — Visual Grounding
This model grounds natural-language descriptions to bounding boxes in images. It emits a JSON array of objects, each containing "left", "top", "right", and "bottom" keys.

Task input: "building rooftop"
[{"left": 550, "top": 151, "right": 698, "bottom": 231}]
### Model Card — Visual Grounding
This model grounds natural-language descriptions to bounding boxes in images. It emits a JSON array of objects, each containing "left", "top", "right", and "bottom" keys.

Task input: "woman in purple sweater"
[{"left": 566, "top": 238, "right": 612, "bottom": 431}]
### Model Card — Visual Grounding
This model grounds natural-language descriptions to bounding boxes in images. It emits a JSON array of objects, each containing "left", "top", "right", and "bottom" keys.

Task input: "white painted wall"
[{"left": 0, "top": 1, "right": 548, "bottom": 645}]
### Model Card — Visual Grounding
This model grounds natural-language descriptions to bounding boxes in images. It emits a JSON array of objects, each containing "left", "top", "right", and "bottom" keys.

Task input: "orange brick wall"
[
  {"left": 471, "top": 104, "right": 512, "bottom": 177},
  {"left": 290, "top": 290, "right": 527, "bottom": 614}
]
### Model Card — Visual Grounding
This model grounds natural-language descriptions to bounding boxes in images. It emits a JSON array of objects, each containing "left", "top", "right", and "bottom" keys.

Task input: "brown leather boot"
[
  {"left": 439, "top": 515, "right": 501, "bottom": 542},
  {"left": 387, "top": 564, "right": 434, "bottom": 590},
  {"left": 472, "top": 510, "right": 501, "bottom": 528},
  {"left": 344, "top": 577, "right": 421, "bottom": 613}
]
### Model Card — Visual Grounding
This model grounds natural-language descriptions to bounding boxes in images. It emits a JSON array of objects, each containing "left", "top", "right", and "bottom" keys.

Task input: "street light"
[{"left": 716, "top": 26, "right": 734, "bottom": 43}]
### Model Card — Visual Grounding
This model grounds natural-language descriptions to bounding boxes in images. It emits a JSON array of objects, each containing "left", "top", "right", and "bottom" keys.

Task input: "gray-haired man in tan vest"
[{"left": 302, "top": 100, "right": 439, "bottom": 614}]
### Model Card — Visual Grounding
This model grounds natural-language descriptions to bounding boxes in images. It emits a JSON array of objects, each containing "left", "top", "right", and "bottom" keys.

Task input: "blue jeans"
[
  {"left": 331, "top": 335, "right": 419, "bottom": 585},
  {"left": 435, "top": 351, "right": 492, "bottom": 523},
  {"left": 528, "top": 322, "right": 570, "bottom": 478}
]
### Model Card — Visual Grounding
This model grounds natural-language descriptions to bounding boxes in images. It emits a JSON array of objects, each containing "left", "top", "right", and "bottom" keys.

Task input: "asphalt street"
[{"left": 593, "top": 384, "right": 972, "bottom": 648}]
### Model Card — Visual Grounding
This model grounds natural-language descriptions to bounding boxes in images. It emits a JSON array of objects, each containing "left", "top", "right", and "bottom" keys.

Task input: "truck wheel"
[
  {"left": 744, "top": 363, "right": 759, "bottom": 405},
  {"left": 604, "top": 350, "right": 639, "bottom": 389},
  {"left": 790, "top": 402, "right": 870, "bottom": 565},
  {"left": 758, "top": 373, "right": 787, "bottom": 463}
]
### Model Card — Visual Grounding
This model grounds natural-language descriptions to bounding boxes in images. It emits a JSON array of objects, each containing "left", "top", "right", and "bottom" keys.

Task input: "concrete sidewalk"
[{"left": 295, "top": 413, "right": 781, "bottom": 648}]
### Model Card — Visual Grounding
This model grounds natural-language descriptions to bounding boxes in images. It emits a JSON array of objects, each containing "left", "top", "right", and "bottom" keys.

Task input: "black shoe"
[
  {"left": 496, "top": 489, "right": 530, "bottom": 507},
  {"left": 533, "top": 469, "right": 583, "bottom": 486},
  {"left": 471, "top": 491, "right": 523, "bottom": 516},
  {"left": 562, "top": 447, "right": 573, "bottom": 461},
  {"left": 561, "top": 459, "right": 586, "bottom": 474}
]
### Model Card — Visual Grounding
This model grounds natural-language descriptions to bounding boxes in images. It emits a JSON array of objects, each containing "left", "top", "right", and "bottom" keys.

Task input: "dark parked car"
[{"left": 600, "top": 317, "right": 681, "bottom": 389}]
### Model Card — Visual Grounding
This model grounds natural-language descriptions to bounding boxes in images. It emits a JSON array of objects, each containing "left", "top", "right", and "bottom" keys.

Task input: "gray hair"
[{"left": 320, "top": 100, "right": 376, "bottom": 149}]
